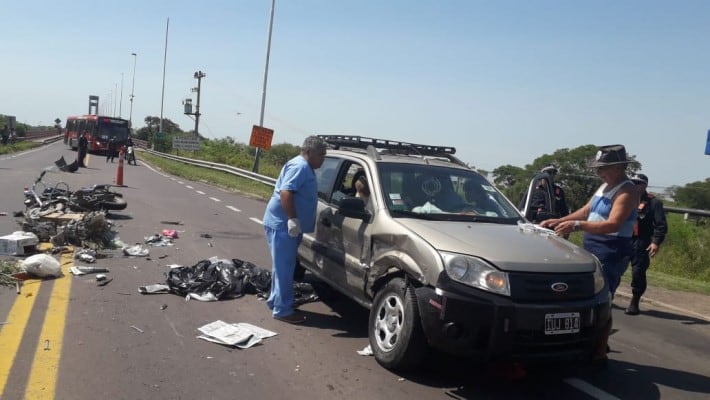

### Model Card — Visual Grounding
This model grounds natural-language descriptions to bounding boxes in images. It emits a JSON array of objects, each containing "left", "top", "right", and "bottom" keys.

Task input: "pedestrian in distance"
[
  {"left": 625, "top": 173, "right": 668, "bottom": 315},
  {"left": 106, "top": 137, "right": 116, "bottom": 162},
  {"left": 262, "top": 135, "right": 328, "bottom": 324},
  {"left": 540, "top": 144, "right": 640, "bottom": 363},
  {"left": 78, "top": 131, "right": 89, "bottom": 167},
  {"left": 1, "top": 124, "right": 8, "bottom": 145}
]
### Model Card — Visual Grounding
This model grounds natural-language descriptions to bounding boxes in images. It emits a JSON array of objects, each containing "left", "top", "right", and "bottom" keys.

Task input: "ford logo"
[{"left": 551, "top": 282, "right": 569, "bottom": 292}]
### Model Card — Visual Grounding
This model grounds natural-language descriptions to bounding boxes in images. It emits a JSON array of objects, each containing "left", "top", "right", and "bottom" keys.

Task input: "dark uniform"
[
  {"left": 630, "top": 193, "right": 667, "bottom": 293},
  {"left": 552, "top": 183, "right": 569, "bottom": 217},
  {"left": 626, "top": 175, "right": 667, "bottom": 315},
  {"left": 78, "top": 133, "right": 88, "bottom": 167}
]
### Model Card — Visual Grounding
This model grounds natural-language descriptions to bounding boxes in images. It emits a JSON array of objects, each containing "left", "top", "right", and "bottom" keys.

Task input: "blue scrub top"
[{"left": 262, "top": 155, "right": 319, "bottom": 233}]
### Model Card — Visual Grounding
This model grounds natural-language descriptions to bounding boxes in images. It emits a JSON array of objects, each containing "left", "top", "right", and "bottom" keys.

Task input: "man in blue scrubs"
[{"left": 263, "top": 136, "right": 327, "bottom": 323}]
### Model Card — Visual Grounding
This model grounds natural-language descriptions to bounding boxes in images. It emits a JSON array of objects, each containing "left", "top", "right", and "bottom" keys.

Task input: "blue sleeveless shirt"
[{"left": 583, "top": 180, "right": 637, "bottom": 263}]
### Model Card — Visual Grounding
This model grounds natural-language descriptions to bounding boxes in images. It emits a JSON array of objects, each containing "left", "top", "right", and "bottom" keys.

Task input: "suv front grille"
[{"left": 508, "top": 272, "right": 594, "bottom": 302}]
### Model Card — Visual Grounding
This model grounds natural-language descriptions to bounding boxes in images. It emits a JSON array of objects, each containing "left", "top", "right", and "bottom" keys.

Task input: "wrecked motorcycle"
[{"left": 24, "top": 171, "right": 127, "bottom": 218}]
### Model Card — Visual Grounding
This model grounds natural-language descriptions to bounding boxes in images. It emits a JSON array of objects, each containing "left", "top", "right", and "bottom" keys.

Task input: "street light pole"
[
  {"left": 119, "top": 73, "right": 124, "bottom": 118},
  {"left": 252, "top": 0, "right": 275, "bottom": 173},
  {"left": 129, "top": 53, "right": 137, "bottom": 128}
]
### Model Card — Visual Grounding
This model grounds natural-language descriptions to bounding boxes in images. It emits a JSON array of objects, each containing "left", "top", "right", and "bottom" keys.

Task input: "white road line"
[
  {"left": 177, "top": 181, "right": 184, "bottom": 184},
  {"left": 209, "top": 197, "right": 221, "bottom": 202},
  {"left": 196, "top": 190, "right": 205, "bottom": 195},
  {"left": 564, "top": 378, "right": 620, "bottom": 400},
  {"left": 170, "top": 177, "right": 177, "bottom": 181},
  {"left": 226, "top": 206, "right": 242, "bottom": 213},
  {"left": 249, "top": 217, "right": 263, "bottom": 225},
  {"left": 186, "top": 185, "right": 194, "bottom": 189}
]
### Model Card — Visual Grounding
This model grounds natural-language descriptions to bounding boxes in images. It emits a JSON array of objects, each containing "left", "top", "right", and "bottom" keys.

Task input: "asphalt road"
[{"left": 1, "top": 142, "right": 709, "bottom": 400}]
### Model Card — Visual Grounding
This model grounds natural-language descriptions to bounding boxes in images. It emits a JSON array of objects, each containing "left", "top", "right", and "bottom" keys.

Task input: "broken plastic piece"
[{"left": 124, "top": 244, "right": 149, "bottom": 257}]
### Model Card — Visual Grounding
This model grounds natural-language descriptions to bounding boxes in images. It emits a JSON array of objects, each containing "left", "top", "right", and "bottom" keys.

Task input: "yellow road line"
[
  {"left": 24, "top": 249, "right": 73, "bottom": 400},
  {"left": 0, "top": 279, "right": 42, "bottom": 395}
]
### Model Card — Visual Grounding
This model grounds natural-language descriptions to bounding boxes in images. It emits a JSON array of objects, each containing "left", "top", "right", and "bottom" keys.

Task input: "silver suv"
[{"left": 297, "top": 135, "right": 610, "bottom": 371}]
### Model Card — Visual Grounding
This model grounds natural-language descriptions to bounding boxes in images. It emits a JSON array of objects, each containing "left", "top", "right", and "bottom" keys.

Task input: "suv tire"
[{"left": 369, "top": 277, "right": 428, "bottom": 370}]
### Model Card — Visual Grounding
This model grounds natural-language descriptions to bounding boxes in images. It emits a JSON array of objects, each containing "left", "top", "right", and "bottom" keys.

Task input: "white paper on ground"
[{"left": 197, "top": 320, "right": 277, "bottom": 349}]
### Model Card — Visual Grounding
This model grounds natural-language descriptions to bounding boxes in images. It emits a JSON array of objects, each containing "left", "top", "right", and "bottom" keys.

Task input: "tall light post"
[
  {"left": 252, "top": 0, "right": 275, "bottom": 173},
  {"left": 129, "top": 52, "right": 137, "bottom": 128},
  {"left": 119, "top": 73, "right": 124, "bottom": 118}
]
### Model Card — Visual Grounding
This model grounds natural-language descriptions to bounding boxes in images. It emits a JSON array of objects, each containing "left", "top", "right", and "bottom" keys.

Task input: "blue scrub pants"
[{"left": 265, "top": 226, "right": 301, "bottom": 317}]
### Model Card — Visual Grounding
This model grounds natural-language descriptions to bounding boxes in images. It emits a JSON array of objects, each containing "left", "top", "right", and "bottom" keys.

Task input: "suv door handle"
[{"left": 320, "top": 217, "right": 332, "bottom": 227}]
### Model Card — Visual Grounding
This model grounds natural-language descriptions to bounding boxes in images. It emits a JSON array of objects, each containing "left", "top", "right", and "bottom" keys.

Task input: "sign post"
[{"left": 706, "top": 130, "right": 710, "bottom": 155}]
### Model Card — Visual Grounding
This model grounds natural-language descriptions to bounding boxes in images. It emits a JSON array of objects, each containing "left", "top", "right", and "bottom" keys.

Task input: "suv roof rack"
[
  {"left": 318, "top": 134, "right": 457, "bottom": 155},
  {"left": 318, "top": 135, "right": 467, "bottom": 167}
]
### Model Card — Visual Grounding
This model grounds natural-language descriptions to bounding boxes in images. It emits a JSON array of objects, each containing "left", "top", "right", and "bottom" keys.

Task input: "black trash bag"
[
  {"left": 233, "top": 258, "right": 271, "bottom": 296},
  {"left": 294, "top": 282, "right": 320, "bottom": 306},
  {"left": 166, "top": 259, "right": 248, "bottom": 300}
]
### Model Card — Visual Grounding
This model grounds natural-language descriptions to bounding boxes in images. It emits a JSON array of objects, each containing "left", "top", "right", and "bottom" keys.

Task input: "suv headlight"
[
  {"left": 592, "top": 259, "right": 606, "bottom": 294},
  {"left": 441, "top": 252, "right": 510, "bottom": 296}
]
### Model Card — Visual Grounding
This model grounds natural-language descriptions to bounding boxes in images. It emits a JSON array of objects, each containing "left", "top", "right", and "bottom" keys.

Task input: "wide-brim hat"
[{"left": 587, "top": 144, "right": 638, "bottom": 168}]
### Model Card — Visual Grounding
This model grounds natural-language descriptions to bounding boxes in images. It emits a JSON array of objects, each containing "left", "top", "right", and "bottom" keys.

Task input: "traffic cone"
[{"left": 115, "top": 150, "right": 125, "bottom": 186}]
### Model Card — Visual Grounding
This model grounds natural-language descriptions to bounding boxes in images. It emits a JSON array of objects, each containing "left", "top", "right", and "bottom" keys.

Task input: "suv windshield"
[{"left": 377, "top": 163, "right": 520, "bottom": 222}]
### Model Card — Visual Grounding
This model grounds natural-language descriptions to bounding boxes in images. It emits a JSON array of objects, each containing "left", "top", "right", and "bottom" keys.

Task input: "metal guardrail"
[
  {"left": 142, "top": 148, "right": 277, "bottom": 186},
  {"left": 666, "top": 206, "right": 710, "bottom": 218}
]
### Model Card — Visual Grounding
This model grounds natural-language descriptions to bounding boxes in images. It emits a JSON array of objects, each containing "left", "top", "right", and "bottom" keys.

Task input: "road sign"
[
  {"left": 249, "top": 125, "right": 274, "bottom": 150},
  {"left": 706, "top": 130, "right": 710, "bottom": 155},
  {"left": 172, "top": 136, "right": 201, "bottom": 151}
]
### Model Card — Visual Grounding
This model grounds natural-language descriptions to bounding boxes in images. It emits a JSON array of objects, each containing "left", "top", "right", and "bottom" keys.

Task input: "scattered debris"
[
  {"left": 124, "top": 244, "right": 149, "bottom": 257},
  {"left": 97, "top": 277, "right": 113, "bottom": 287},
  {"left": 160, "top": 220, "right": 183, "bottom": 225},
  {"left": 160, "top": 304, "right": 167, "bottom": 310},
  {"left": 138, "top": 284, "right": 170, "bottom": 294},
  {"left": 161, "top": 229, "right": 178, "bottom": 239},
  {"left": 197, "top": 320, "right": 277, "bottom": 349},
  {"left": 199, "top": 233, "right": 212, "bottom": 239},
  {"left": 75, "top": 248, "right": 97, "bottom": 263},
  {"left": 69, "top": 266, "right": 109, "bottom": 276},
  {"left": 0, "top": 231, "right": 39, "bottom": 256},
  {"left": 357, "top": 344, "right": 373, "bottom": 356},
  {"left": 44, "top": 339, "right": 50, "bottom": 351},
  {"left": 130, "top": 325, "right": 144, "bottom": 333}
]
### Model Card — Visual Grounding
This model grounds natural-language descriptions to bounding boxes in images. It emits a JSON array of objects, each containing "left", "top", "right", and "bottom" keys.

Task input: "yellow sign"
[{"left": 249, "top": 125, "right": 274, "bottom": 150}]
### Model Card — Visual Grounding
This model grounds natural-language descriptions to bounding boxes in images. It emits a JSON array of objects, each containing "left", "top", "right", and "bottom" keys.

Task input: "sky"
[{"left": 3, "top": 0, "right": 709, "bottom": 189}]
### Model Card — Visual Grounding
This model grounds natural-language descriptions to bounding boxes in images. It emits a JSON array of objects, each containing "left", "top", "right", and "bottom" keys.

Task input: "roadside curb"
[{"left": 615, "top": 289, "right": 710, "bottom": 322}]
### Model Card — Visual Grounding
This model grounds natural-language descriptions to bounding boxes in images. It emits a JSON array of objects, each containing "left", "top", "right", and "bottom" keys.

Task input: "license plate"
[{"left": 544, "top": 312, "right": 580, "bottom": 335}]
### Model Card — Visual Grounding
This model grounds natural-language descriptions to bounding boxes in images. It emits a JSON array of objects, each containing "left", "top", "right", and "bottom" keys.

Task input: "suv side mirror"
[{"left": 338, "top": 197, "right": 371, "bottom": 221}]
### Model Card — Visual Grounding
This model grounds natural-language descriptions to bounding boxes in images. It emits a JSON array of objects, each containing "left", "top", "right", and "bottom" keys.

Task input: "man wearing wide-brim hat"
[{"left": 541, "top": 144, "right": 641, "bottom": 364}]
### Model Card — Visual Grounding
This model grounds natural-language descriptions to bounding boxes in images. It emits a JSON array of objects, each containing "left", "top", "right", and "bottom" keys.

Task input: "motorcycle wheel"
[{"left": 101, "top": 195, "right": 127, "bottom": 210}]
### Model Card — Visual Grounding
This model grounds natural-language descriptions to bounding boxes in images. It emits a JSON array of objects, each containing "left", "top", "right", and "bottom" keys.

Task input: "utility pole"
[
  {"left": 129, "top": 52, "right": 137, "bottom": 127},
  {"left": 193, "top": 71, "right": 205, "bottom": 138}
]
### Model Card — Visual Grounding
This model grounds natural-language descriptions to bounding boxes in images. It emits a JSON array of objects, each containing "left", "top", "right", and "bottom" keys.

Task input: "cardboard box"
[{"left": 0, "top": 231, "right": 39, "bottom": 256}]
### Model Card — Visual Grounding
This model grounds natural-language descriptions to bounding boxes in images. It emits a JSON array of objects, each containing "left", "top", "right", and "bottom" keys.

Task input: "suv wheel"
[{"left": 369, "top": 277, "right": 427, "bottom": 370}]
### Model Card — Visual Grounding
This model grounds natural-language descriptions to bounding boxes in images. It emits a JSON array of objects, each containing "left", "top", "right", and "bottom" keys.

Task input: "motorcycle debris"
[
  {"left": 97, "top": 277, "right": 113, "bottom": 286},
  {"left": 70, "top": 266, "right": 110, "bottom": 276}
]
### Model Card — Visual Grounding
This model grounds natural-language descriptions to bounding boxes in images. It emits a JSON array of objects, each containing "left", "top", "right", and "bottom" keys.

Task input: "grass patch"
[
  {"left": 0, "top": 141, "right": 41, "bottom": 155},
  {"left": 0, "top": 260, "right": 23, "bottom": 287},
  {"left": 621, "top": 268, "right": 710, "bottom": 296},
  {"left": 140, "top": 152, "right": 275, "bottom": 202}
]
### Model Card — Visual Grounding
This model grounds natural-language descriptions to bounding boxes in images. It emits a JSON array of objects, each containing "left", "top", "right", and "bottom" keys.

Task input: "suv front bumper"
[{"left": 414, "top": 282, "right": 611, "bottom": 362}]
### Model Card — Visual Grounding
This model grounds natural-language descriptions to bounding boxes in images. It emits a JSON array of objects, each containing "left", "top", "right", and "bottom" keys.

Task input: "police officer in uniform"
[
  {"left": 541, "top": 165, "right": 569, "bottom": 218},
  {"left": 626, "top": 174, "right": 667, "bottom": 315}
]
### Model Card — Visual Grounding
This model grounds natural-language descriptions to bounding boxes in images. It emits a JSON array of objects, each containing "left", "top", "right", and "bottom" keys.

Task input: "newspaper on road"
[{"left": 197, "top": 320, "right": 277, "bottom": 349}]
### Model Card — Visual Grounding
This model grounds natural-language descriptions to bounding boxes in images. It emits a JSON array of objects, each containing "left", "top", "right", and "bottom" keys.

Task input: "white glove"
[{"left": 287, "top": 218, "right": 301, "bottom": 237}]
